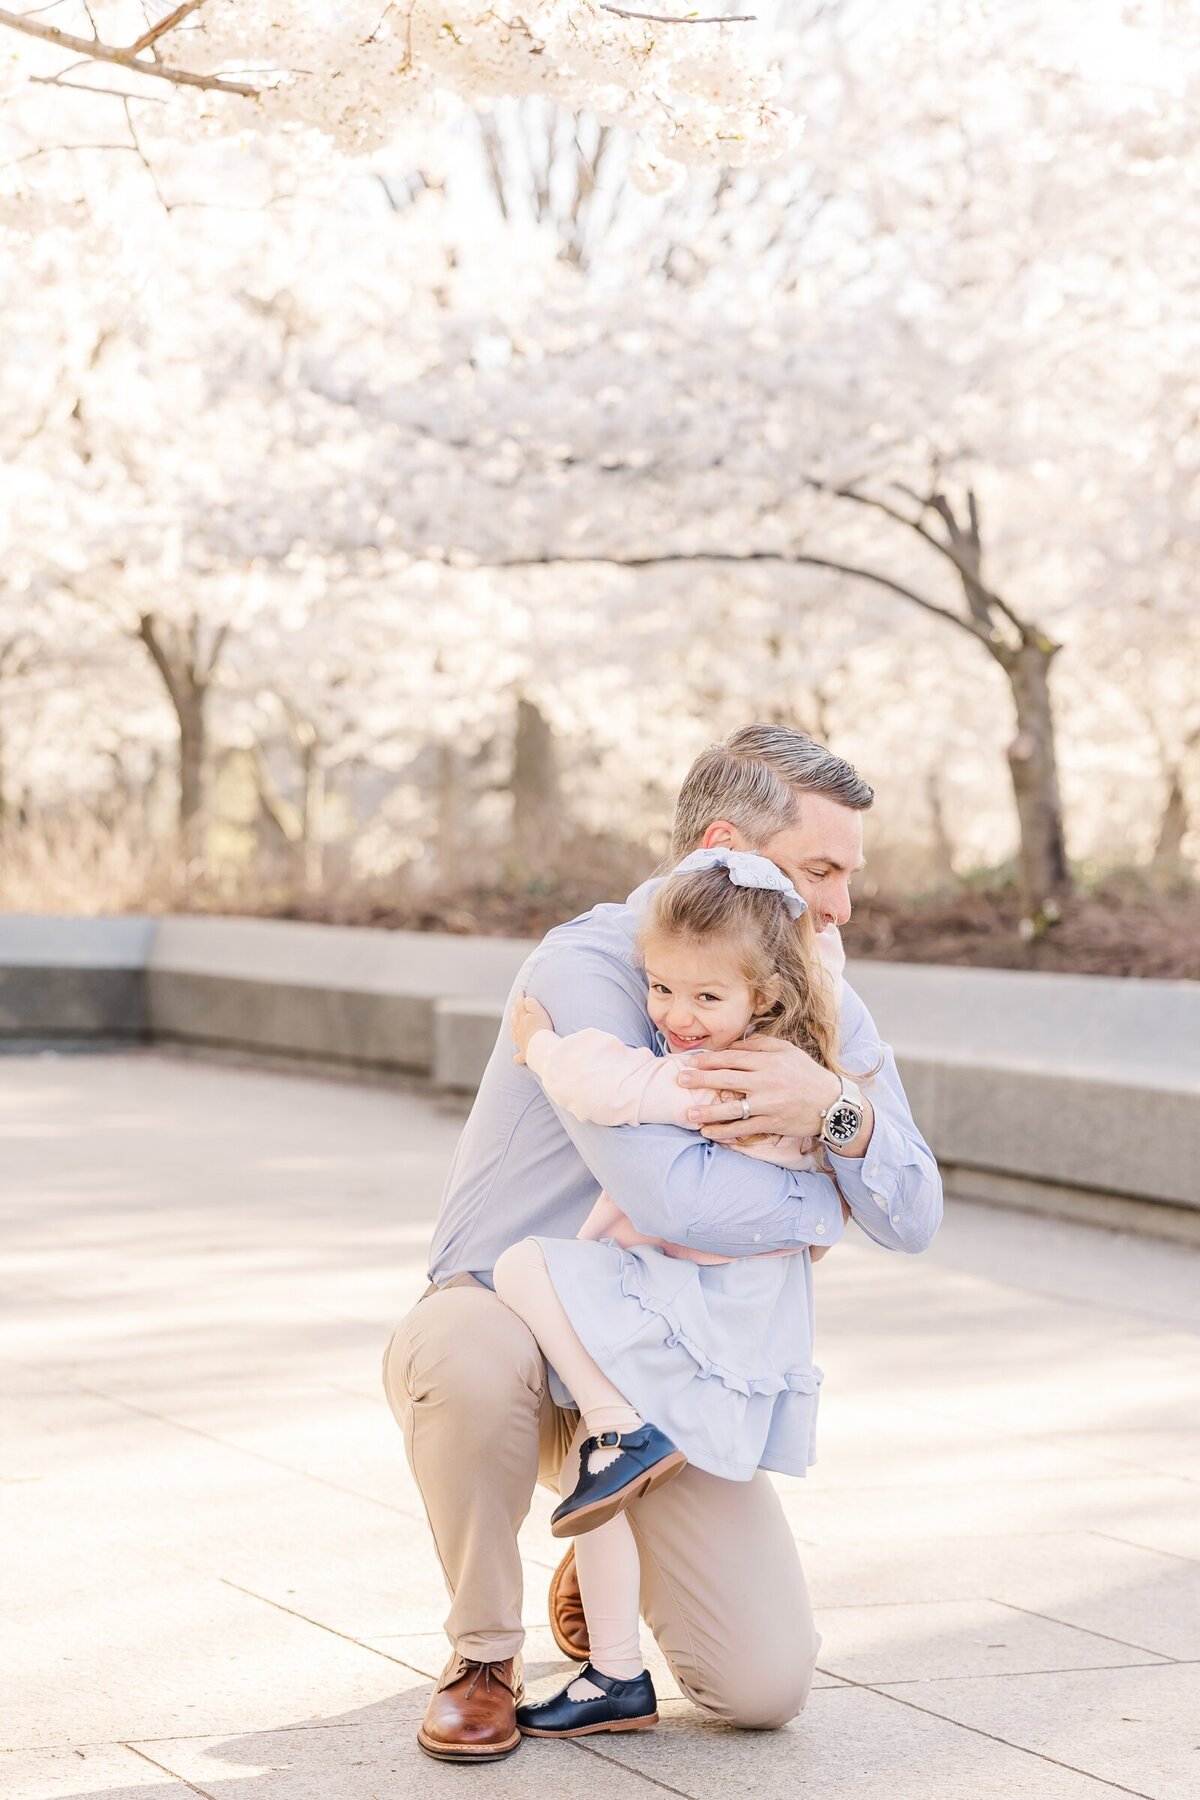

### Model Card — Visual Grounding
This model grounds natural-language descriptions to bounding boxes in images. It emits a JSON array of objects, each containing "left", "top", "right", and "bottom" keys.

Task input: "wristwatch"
[{"left": 819, "top": 1076, "right": 865, "bottom": 1152}]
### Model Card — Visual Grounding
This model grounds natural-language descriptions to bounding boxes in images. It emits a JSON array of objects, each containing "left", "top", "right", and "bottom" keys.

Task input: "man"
[{"left": 383, "top": 723, "right": 943, "bottom": 1761}]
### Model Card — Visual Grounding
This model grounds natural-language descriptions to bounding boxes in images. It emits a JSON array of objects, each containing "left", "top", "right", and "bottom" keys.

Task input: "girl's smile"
[{"left": 641, "top": 930, "right": 764, "bottom": 1056}]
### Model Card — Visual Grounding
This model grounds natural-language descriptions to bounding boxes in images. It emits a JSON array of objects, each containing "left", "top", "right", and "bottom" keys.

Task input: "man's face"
[{"left": 700, "top": 793, "right": 866, "bottom": 931}]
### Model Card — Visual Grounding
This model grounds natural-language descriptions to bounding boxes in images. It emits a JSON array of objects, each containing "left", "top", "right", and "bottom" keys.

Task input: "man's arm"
[
  {"left": 523, "top": 945, "right": 844, "bottom": 1258},
  {"left": 676, "top": 984, "right": 943, "bottom": 1255},
  {"left": 825, "top": 986, "right": 943, "bottom": 1253}
]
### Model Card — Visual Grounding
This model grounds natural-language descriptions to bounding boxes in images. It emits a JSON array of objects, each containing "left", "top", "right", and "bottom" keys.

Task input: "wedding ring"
[{"left": 740, "top": 1096, "right": 751, "bottom": 1121}]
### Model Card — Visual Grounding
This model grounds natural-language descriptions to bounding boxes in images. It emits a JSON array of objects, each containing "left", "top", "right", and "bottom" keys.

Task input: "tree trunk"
[
  {"left": 1152, "top": 767, "right": 1190, "bottom": 879},
  {"left": 510, "top": 696, "right": 563, "bottom": 877},
  {"left": 177, "top": 690, "right": 206, "bottom": 856},
  {"left": 435, "top": 741, "right": 464, "bottom": 884},
  {"left": 136, "top": 613, "right": 228, "bottom": 862},
  {"left": 926, "top": 768, "right": 958, "bottom": 890},
  {"left": 997, "top": 639, "right": 1071, "bottom": 924},
  {"left": 300, "top": 738, "right": 325, "bottom": 894}
]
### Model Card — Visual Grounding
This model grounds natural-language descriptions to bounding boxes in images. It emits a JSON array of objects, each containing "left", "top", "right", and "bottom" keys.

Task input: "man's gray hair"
[{"left": 671, "top": 723, "right": 874, "bottom": 859}]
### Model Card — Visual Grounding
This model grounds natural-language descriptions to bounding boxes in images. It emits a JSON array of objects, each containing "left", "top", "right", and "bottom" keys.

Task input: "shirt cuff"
[
  {"left": 829, "top": 1110, "right": 909, "bottom": 1212},
  {"left": 524, "top": 1029, "right": 557, "bottom": 1079}
]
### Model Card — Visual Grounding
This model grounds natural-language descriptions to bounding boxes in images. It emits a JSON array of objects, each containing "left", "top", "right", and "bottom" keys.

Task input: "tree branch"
[
  {"left": 137, "top": 614, "right": 188, "bottom": 719},
  {"left": 250, "top": 740, "right": 302, "bottom": 844},
  {"left": 121, "top": 95, "right": 171, "bottom": 211},
  {"left": 128, "top": 0, "right": 205, "bottom": 56},
  {"left": 811, "top": 475, "right": 1031, "bottom": 642},
  {"left": 2, "top": 140, "right": 144, "bottom": 167},
  {"left": 461, "top": 547, "right": 990, "bottom": 644},
  {"left": 201, "top": 620, "right": 230, "bottom": 684},
  {"left": 600, "top": 5, "right": 756, "bottom": 19},
  {"left": 30, "top": 72, "right": 170, "bottom": 99},
  {"left": 0, "top": 6, "right": 259, "bottom": 96}
]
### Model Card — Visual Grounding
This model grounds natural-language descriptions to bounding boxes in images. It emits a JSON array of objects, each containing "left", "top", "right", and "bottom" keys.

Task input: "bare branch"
[
  {"left": 601, "top": 4, "right": 756, "bottom": 19},
  {"left": 2, "top": 140, "right": 143, "bottom": 167},
  {"left": 121, "top": 96, "right": 171, "bottom": 212},
  {"left": 201, "top": 620, "right": 231, "bottom": 684},
  {"left": 250, "top": 740, "right": 302, "bottom": 844},
  {"left": 461, "top": 547, "right": 990, "bottom": 644},
  {"left": 128, "top": 0, "right": 205, "bottom": 55},
  {"left": 30, "top": 72, "right": 170, "bottom": 99},
  {"left": 811, "top": 475, "right": 1031, "bottom": 642},
  {"left": 137, "top": 614, "right": 188, "bottom": 718},
  {"left": 0, "top": 6, "right": 259, "bottom": 96}
]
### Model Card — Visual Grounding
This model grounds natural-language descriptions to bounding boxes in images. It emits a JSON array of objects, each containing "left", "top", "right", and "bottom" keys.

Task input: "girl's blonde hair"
[{"left": 639, "top": 865, "right": 850, "bottom": 1077}]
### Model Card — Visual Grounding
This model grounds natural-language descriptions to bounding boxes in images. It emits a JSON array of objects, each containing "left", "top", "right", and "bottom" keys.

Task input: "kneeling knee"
[
  {"left": 725, "top": 1693, "right": 806, "bottom": 1731},
  {"left": 711, "top": 1662, "right": 814, "bottom": 1731}
]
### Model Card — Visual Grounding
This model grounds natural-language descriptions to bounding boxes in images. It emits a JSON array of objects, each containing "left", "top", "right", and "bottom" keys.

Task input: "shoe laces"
[{"left": 462, "top": 1659, "right": 508, "bottom": 1700}]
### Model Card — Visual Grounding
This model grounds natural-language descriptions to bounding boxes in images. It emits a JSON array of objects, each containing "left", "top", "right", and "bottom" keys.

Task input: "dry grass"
[
  {"left": 2, "top": 814, "right": 1195, "bottom": 980},
  {"left": 0, "top": 813, "right": 175, "bottom": 915}
]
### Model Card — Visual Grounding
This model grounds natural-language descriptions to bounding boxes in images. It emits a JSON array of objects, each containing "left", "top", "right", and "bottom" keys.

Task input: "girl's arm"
[
  {"left": 511, "top": 990, "right": 692, "bottom": 1125},
  {"left": 512, "top": 993, "right": 844, "bottom": 1263},
  {"left": 526, "top": 1025, "right": 690, "bottom": 1127},
  {"left": 514, "top": 996, "right": 821, "bottom": 1167}
]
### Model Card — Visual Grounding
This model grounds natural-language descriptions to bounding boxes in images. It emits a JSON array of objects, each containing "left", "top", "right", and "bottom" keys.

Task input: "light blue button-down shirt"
[{"left": 428, "top": 878, "right": 943, "bottom": 1286}]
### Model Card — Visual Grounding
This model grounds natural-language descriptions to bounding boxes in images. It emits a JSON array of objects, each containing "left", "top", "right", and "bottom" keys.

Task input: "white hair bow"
[{"left": 671, "top": 848, "right": 808, "bottom": 919}]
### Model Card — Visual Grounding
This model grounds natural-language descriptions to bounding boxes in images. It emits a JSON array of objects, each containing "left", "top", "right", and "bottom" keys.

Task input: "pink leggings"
[{"left": 492, "top": 1237, "right": 647, "bottom": 1679}]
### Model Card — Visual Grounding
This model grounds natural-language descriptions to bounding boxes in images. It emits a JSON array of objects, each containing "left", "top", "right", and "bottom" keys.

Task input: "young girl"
[{"left": 491, "top": 847, "right": 860, "bottom": 1740}]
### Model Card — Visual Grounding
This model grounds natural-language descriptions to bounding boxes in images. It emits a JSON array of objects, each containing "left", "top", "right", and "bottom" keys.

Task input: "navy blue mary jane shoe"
[
  {"left": 516, "top": 1663, "right": 658, "bottom": 1737},
  {"left": 550, "top": 1423, "right": 686, "bottom": 1538}
]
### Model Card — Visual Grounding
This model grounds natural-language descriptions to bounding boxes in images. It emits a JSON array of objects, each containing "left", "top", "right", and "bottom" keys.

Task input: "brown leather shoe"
[
  {"left": 417, "top": 1654, "right": 524, "bottom": 1761},
  {"left": 549, "top": 1546, "right": 590, "bottom": 1662}
]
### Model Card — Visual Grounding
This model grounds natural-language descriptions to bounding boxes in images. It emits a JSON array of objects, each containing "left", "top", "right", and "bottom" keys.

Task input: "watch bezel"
[{"left": 820, "top": 1079, "right": 865, "bottom": 1148}]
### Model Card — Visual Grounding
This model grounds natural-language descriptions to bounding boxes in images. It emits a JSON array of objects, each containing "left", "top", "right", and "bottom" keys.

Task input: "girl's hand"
[{"left": 510, "top": 991, "right": 554, "bottom": 1064}]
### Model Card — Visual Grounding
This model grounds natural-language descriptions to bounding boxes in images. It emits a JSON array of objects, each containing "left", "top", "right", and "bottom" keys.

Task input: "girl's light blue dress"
[{"left": 533, "top": 1232, "right": 821, "bottom": 1482}]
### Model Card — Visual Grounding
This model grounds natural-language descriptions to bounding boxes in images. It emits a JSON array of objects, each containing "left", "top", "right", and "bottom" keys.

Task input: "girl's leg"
[
  {"left": 573, "top": 1520, "right": 644, "bottom": 1681},
  {"left": 494, "top": 1238, "right": 685, "bottom": 1539},
  {"left": 492, "top": 1238, "right": 643, "bottom": 1447},
  {"left": 559, "top": 1424, "right": 644, "bottom": 1681}
]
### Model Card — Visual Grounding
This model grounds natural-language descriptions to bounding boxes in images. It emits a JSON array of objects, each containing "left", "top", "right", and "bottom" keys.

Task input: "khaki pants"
[{"left": 382, "top": 1276, "right": 821, "bottom": 1729}]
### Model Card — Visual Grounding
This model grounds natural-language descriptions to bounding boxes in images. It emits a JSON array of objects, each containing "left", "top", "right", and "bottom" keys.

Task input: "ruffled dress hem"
[{"left": 532, "top": 1234, "right": 821, "bottom": 1482}]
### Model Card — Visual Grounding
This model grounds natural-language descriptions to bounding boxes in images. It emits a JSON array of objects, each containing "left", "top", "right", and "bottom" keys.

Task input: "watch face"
[{"left": 825, "top": 1101, "right": 861, "bottom": 1145}]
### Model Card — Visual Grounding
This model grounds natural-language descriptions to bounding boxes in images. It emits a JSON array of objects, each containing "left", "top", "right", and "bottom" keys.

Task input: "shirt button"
[
  {"left": 816, "top": 1220, "right": 826, "bottom": 1235},
  {"left": 870, "top": 1191, "right": 888, "bottom": 1210},
  {"left": 753, "top": 1233, "right": 762, "bottom": 1243}
]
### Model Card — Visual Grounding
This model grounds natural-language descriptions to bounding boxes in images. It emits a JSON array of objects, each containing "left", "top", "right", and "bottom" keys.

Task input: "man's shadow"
[{"left": 57, "top": 1658, "right": 593, "bottom": 1800}]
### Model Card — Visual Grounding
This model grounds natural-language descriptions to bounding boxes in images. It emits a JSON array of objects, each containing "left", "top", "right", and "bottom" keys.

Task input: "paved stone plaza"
[{"left": 2, "top": 1050, "right": 1198, "bottom": 1800}]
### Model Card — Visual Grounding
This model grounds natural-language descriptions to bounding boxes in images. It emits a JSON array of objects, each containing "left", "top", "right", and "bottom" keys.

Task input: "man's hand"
[
  {"left": 677, "top": 1037, "right": 847, "bottom": 1143},
  {"left": 510, "top": 990, "right": 554, "bottom": 1064}
]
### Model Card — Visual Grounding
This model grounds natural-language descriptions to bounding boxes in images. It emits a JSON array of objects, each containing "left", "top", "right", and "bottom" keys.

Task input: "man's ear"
[{"left": 701, "top": 819, "right": 744, "bottom": 850}]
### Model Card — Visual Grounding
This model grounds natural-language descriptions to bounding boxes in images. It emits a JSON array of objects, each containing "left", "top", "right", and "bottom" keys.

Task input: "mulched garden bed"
[{"left": 258, "top": 876, "right": 1199, "bottom": 982}]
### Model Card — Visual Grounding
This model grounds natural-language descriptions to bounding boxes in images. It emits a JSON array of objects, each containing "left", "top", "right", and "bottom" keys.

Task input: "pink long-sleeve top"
[{"left": 524, "top": 928, "right": 845, "bottom": 1266}]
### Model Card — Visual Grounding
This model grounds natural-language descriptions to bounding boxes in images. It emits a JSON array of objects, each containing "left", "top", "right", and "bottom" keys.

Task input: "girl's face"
[{"left": 642, "top": 931, "right": 764, "bottom": 1055}]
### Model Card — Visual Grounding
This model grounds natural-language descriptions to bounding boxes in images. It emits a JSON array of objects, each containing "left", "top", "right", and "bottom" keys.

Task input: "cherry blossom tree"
[
  {"left": 353, "top": 0, "right": 1199, "bottom": 924},
  {"left": 6, "top": 0, "right": 1198, "bottom": 922},
  {"left": 0, "top": 0, "right": 792, "bottom": 234}
]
